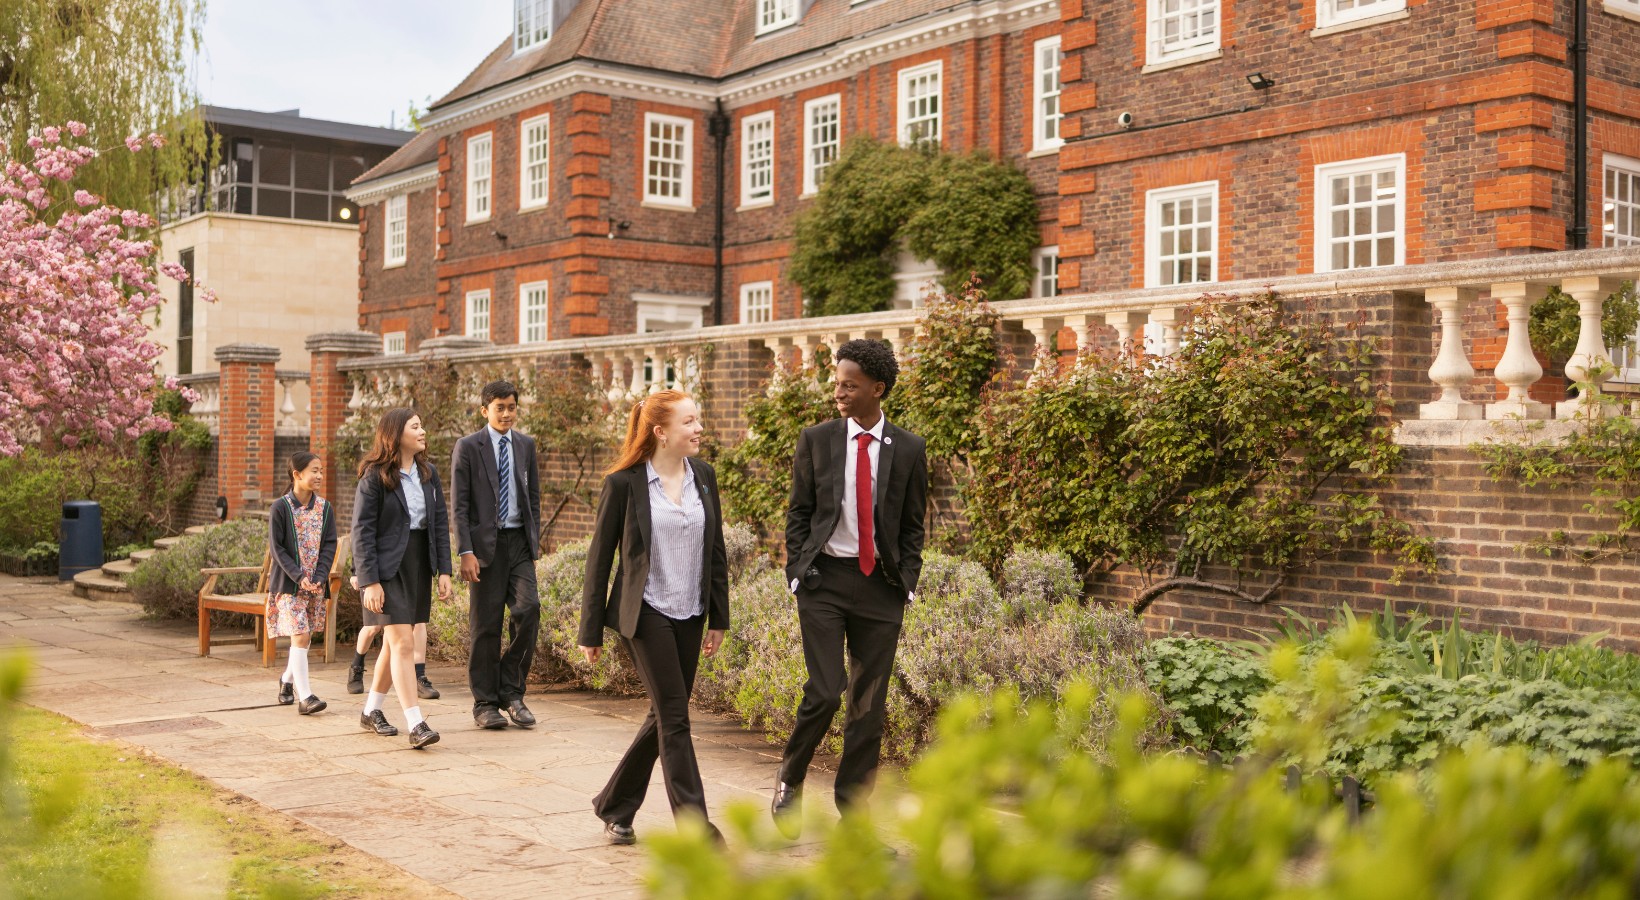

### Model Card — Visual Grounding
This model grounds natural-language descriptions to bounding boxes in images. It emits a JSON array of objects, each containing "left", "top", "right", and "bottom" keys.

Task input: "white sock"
[
  {"left": 364, "top": 691, "right": 387, "bottom": 715},
  {"left": 404, "top": 706, "right": 425, "bottom": 729},
  {"left": 289, "top": 647, "right": 311, "bottom": 699},
  {"left": 281, "top": 658, "right": 292, "bottom": 683}
]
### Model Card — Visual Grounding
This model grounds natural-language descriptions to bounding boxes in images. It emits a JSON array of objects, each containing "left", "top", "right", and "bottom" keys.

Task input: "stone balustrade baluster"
[
  {"left": 1557, "top": 275, "right": 1624, "bottom": 418},
  {"left": 1487, "top": 282, "right": 1550, "bottom": 420},
  {"left": 1419, "top": 287, "right": 1482, "bottom": 420}
]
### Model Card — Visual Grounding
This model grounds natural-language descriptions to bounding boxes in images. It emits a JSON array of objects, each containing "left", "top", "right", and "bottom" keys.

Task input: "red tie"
[{"left": 856, "top": 432, "right": 875, "bottom": 576}]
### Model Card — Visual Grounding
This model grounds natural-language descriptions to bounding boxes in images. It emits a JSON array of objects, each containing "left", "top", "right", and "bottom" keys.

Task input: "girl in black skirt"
[{"left": 351, "top": 407, "right": 452, "bottom": 749}]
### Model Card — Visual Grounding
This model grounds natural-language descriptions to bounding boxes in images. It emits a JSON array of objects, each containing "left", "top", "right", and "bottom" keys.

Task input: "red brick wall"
[{"left": 217, "top": 358, "right": 276, "bottom": 518}]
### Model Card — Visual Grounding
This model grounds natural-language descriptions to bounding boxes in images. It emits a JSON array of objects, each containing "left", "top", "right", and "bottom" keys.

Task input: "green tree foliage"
[
  {"left": 0, "top": 0, "right": 209, "bottom": 218},
  {"left": 964, "top": 294, "right": 1437, "bottom": 610},
  {"left": 884, "top": 275, "right": 1003, "bottom": 474},
  {"left": 715, "top": 357, "right": 837, "bottom": 536},
  {"left": 790, "top": 138, "right": 1039, "bottom": 317},
  {"left": 1529, "top": 280, "right": 1640, "bottom": 364}
]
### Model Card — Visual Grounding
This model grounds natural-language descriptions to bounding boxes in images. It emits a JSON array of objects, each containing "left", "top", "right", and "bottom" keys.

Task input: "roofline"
[
  {"left": 347, "top": 161, "right": 440, "bottom": 205},
  {"left": 200, "top": 105, "right": 416, "bottom": 148}
]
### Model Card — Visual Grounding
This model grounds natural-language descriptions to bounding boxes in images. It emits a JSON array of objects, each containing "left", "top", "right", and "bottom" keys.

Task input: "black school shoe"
[
  {"left": 346, "top": 662, "right": 365, "bottom": 694},
  {"left": 298, "top": 695, "right": 327, "bottom": 715},
  {"left": 474, "top": 706, "right": 508, "bottom": 730},
  {"left": 416, "top": 675, "right": 440, "bottom": 700},
  {"left": 603, "top": 822, "right": 636, "bottom": 845},
  {"left": 408, "top": 722, "right": 440, "bottom": 749},
  {"left": 277, "top": 679, "right": 295, "bottom": 705},
  {"left": 360, "top": 710, "right": 398, "bottom": 736}
]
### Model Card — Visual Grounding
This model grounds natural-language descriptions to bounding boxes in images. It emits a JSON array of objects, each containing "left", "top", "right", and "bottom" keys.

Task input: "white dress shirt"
[
  {"left": 824, "top": 415, "right": 884, "bottom": 558},
  {"left": 487, "top": 425, "right": 523, "bottom": 529},
  {"left": 400, "top": 463, "right": 426, "bottom": 529}
]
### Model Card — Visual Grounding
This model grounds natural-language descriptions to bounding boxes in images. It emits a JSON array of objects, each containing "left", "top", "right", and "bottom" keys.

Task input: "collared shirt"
[
  {"left": 400, "top": 463, "right": 427, "bottom": 529},
  {"left": 487, "top": 425, "right": 523, "bottom": 529},
  {"left": 642, "top": 459, "right": 705, "bottom": 620},
  {"left": 823, "top": 414, "right": 885, "bottom": 559}
]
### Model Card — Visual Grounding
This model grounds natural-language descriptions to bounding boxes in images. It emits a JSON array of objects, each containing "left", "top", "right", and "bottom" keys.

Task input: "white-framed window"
[
  {"left": 1033, "top": 37, "right": 1063, "bottom": 152},
  {"left": 1149, "top": 0, "right": 1221, "bottom": 64},
  {"left": 1317, "top": 0, "right": 1406, "bottom": 29},
  {"left": 1607, "top": 155, "right": 1640, "bottom": 247},
  {"left": 898, "top": 62, "right": 942, "bottom": 147},
  {"left": 803, "top": 95, "right": 841, "bottom": 196},
  {"left": 466, "top": 289, "right": 491, "bottom": 340},
  {"left": 514, "top": 0, "right": 553, "bottom": 52},
  {"left": 644, "top": 113, "right": 693, "bottom": 208},
  {"left": 1315, "top": 154, "right": 1404, "bottom": 272},
  {"left": 466, "top": 132, "right": 492, "bottom": 223},
  {"left": 741, "top": 112, "right": 775, "bottom": 207},
  {"left": 1607, "top": 0, "right": 1640, "bottom": 22},
  {"left": 520, "top": 114, "right": 550, "bottom": 210},
  {"left": 740, "top": 281, "right": 774, "bottom": 324},
  {"left": 1033, "top": 247, "right": 1060, "bottom": 298},
  {"left": 518, "top": 281, "right": 549, "bottom": 343},
  {"left": 384, "top": 194, "right": 407, "bottom": 267},
  {"left": 1146, "top": 182, "right": 1218, "bottom": 287},
  {"left": 383, "top": 331, "right": 406, "bottom": 356},
  {"left": 756, "top": 0, "right": 798, "bottom": 34},
  {"left": 634, "top": 293, "right": 709, "bottom": 332}
]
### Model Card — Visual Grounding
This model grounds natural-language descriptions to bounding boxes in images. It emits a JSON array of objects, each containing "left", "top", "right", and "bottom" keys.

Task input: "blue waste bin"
[{"left": 59, "top": 500, "right": 103, "bottom": 580}]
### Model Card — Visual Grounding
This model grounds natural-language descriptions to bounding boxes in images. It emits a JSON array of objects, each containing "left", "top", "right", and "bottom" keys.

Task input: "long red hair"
[{"left": 605, "top": 390, "right": 693, "bottom": 475}]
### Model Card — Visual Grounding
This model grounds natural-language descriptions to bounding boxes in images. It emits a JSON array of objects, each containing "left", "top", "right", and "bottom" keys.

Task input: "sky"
[{"left": 196, "top": 1, "right": 513, "bottom": 129}]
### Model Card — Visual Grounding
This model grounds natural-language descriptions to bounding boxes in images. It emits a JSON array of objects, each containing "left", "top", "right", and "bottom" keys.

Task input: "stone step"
[
  {"left": 129, "top": 548, "right": 158, "bottom": 564},
  {"left": 72, "top": 568, "right": 131, "bottom": 600},
  {"left": 101, "top": 558, "right": 139, "bottom": 580},
  {"left": 153, "top": 536, "right": 185, "bottom": 550},
  {"left": 183, "top": 525, "right": 211, "bottom": 536}
]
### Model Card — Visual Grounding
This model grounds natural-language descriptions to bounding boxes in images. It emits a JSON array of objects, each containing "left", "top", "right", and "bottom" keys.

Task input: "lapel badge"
[{"left": 883, "top": 436, "right": 893, "bottom": 445}]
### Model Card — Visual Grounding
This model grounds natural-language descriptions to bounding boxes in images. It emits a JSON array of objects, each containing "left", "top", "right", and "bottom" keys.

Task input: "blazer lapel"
[
  {"left": 874, "top": 421, "right": 897, "bottom": 517},
  {"left": 632, "top": 465, "right": 652, "bottom": 550},
  {"left": 475, "top": 429, "right": 500, "bottom": 506},
  {"left": 829, "top": 418, "right": 850, "bottom": 513}
]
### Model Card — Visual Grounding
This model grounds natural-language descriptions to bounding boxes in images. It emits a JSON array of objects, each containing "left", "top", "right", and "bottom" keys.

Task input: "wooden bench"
[{"left": 197, "top": 534, "right": 348, "bottom": 666}]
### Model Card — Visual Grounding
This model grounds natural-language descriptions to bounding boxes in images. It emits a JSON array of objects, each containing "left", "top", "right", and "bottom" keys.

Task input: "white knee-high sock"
[
  {"left": 288, "top": 646, "right": 311, "bottom": 699},
  {"left": 404, "top": 706, "right": 425, "bottom": 729},
  {"left": 364, "top": 691, "right": 387, "bottom": 714}
]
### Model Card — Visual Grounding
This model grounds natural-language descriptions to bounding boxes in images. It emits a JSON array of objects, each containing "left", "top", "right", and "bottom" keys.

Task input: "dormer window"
[
  {"left": 515, "top": 0, "right": 554, "bottom": 52},
  {"left": 756, "top": 0, "right": 798, "bottom": 35}
]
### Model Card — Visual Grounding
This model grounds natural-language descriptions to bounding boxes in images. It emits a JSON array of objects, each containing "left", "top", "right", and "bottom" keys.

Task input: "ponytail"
[{"left": 604, "top": 390, "right": 691, "bottom": 475}]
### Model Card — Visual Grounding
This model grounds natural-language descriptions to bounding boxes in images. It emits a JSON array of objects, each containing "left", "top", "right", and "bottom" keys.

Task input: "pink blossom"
[
  {"left": 73, "top": 189, "right": 98, "bottom": 207},
  {"left": 66, "top": 121, "right": 87, "bottom": 137},
  {"left": 147, "top": 133, "right": 165, "bottom": 149},
  {"left": 124, "top": 136, "right": 144, "bottom": 151}
]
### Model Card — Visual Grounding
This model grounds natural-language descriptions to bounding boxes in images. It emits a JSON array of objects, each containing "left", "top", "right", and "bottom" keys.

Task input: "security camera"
[{"left": 1116, "top": 111, "right": 1134, "bottom": 129}]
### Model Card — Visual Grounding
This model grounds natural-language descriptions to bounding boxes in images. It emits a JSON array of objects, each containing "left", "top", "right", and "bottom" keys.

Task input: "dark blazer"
[
  {"left": 785, "top": 417, "right": 928, "bottom": 598},
  {"left": 579, "top": 458, "right": 730, "bottom": 647},
  {"left": 268, "top": 492, "right": 337, "bottom": 598},
  {"left": 451, "top": 427, "right": 542, "bottom": 564},
  {"left": 351, "top": 463, "right": 453, "bottom": 588}
]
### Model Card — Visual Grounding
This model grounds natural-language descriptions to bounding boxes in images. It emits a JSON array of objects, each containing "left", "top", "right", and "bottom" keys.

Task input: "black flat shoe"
[
  {"left": 474, "top": 706, "right": 508, "bottom": 730},
  {"left": 298, "top": 695, "right": 327, "bottom": 716},
  {"left": 408, "top": 722, "right": 440, "bottom": 749},
  {"left": 360, "top": 710, "right": 398, "bottom": 736},
  {"left": 346, "top": 663, "right": 365, "bottom": 695},
  {"left": 416, "top": 675, "right": 440, "bottom": 700},
  {"left": 505, "top": 699, "right": 536, "bottom": 728},
  {"left": 772, "top": 780, "right": 803, "bottom": 840},
  {"left": 277, "top": 679, "right": 295, "bottom": 705},
  {"left": 603, "top": 822, "right": 636, "bottom": 846}
]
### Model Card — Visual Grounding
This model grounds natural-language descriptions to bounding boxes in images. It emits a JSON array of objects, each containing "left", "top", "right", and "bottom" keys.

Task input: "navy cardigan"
[{"left": 268, "top": 492, "right": 338, "bottom": 598}]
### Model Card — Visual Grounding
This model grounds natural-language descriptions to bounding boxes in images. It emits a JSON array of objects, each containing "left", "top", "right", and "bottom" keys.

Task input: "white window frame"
[
  {"left": 1145, "top": 181, "right": 1219, "bottom": 288},
  {"left": 514, "top": 0, "right": 553, "bottom": 52},
  {"left": 740, "top": 112, "right": 775, "bottom": 208},
  {"left": 519, "top": 114, "right": 550, "bottom": 211},
  {"left": 803, "top": 94, "right": 841, "bottom": 196},
  {"left": 756, "top": 0, "right": 799, "bottom": 34},
  {"left": 519, "top": 281, "right": 549, "bottom": 343},
  {"left": 1607, "top": 1, "right": 1640, "bottom": 24},
  {"left": 897, "top": 62, "right": 943, "bottom": 147},
  {"left": 1147, "top": 0, "right": 1222, "bottom": 66},
  {"left": 1032, "top": 246, "right": 1060, "bottom": 298},
  {"left": 740, "top": 281, "right": 775, "bottom": 324},
  {"left": 465, "top": 289, "right": 491, "bottom": 341},
  {"left": 466, "top": 132, "right": 492, "bottom": 223},
  {"left": 634, "top": 293, "right": 710, "bottom": 333},
  {"left": 1317, "top": 0, "right": 1407, "bottom": 30},
  {"left": 643, "top": 113, "right": 694, "bottom": 209},
  {"left": 384, "top": 194, "right": 407, "bottom": 267},
  {"left": 1606, "top": 153, "right": 1640, "bottom": 248},
  {"left": 383, "top": 331, "right": 406, "bottom": 356},
  {"left": 1033, "top": 37, "right": 1063, "bottom": 153},
  {"left": 1314, "top": 154, "right": 1406, "bottom": 273}
]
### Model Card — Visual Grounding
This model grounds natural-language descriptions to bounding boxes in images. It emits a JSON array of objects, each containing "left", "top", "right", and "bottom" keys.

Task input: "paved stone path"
[{"left": 0, "top": 575, "right": 837, "bottom": 898}]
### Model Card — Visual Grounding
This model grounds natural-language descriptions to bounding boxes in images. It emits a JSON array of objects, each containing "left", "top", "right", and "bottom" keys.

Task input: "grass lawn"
[{"left": 1, "top": 703, "right": 452, "bottom": 900}]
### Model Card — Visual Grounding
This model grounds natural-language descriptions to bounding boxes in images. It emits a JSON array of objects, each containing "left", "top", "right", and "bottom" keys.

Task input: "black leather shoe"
[
  {"left": 277, "top": 679, "right": 295, "bottom": 705},
  {"left": 505, "top": 700, "right": 536, "bottom": 728},
  {"left": 772, "top": 780, "right": 803, "bottom": 839},
  {"left": 360, "top": 710, "right": 398, "bottom": 736},
  {"left": 416, "top": 675, "right": 440, "bottom": 700},
  {"left": 408, "top": 721, "right": 440, "bottom": 749},
  {"left": 474, "top": 706, "right": 508, "bottom": 730},
  {"left": 298, "top": 695, "right": 327, "bottom": 716},
  {"left": 603, "top": 822, "right": 636, "bottom": 846},
  {"left": 346, "top": 662, "right": 365, "bottom": 695}
]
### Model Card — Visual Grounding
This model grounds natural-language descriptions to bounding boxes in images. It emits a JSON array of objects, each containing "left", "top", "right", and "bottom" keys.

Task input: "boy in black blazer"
[
  {"left": 772, "top": 339, "right": 928, "bottom": 838},
  {"left": 451, "top": 380, "right": 543, "bottom": 731}
]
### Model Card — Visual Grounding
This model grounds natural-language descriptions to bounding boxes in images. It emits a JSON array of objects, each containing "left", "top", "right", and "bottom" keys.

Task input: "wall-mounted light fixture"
[{"left": 1246, "top": 72, "right": 1277, "bottom": 90}]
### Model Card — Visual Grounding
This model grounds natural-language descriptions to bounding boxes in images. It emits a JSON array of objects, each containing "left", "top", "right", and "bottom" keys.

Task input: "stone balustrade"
[
  {"left": 176, "top": 372, "right": 221, "bottom": 435},
  {"left": 274, "top": 370, "right": 311, "bottom": 437}
]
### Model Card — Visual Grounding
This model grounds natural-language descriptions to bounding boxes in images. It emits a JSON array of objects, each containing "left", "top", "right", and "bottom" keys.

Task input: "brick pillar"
[
  {"left": 305, "top": 331, "right": 382, "bottom": 525},
  {"left": 215, "top": 343, "right": 281, "bottom": 518}
]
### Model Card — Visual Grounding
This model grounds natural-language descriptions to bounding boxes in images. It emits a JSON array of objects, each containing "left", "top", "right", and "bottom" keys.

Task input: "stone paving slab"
[{"left": 0, "top": 575, "right": 842, "bottom": 898}]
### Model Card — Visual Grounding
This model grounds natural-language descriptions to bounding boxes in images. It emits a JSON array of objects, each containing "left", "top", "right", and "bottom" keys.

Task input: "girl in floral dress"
[{"left": 270, "top": 451, "right": 338, "bottom": 714}]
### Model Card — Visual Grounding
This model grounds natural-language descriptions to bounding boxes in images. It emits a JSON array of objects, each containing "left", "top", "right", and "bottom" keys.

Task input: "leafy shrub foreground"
[{"left": 127, "top": 519, "right": 266, "bottom": 621}]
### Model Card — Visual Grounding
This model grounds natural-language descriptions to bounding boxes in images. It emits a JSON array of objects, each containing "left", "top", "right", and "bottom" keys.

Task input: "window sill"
[
  {"left": 642, "top": 200, "right": 696, "bottom": 212},
  {"left": 518, "top": 202, "right": 548, "bottom": 214},
  {"left": 464, "top": 215, "right": 491, "bottom": 226},
  {"left": 383, "top": 260, "right": 407, "bottom": 270},
  {"left": 1141, "top": 48, "right": 1223, "bottom": 74},
  {"left": 753, "top": 21, "right": 798, "bottom": 38},
  {"left": 1310, "top": 8, "right": 1410, "bottom": 38},
  {"left": 1605, "top": 1, "right": 1640, "bottom": 24},
  {"left": 1027, "top": 145, "right": 1062, "bottom": 159},
  {"left": 799, "top": 191, "right": 818, "bottom": 200},
  {"left": 736, "top": 199, "right": 775, "bottom": 212}
]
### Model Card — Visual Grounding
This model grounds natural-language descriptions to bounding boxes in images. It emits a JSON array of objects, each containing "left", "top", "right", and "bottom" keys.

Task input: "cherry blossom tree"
[{"left": 0, "top": 122, "right": 211, "bottom": 456}]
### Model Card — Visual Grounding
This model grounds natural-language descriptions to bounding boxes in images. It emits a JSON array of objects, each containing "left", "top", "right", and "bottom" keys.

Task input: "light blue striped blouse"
[{"left": 642, "top": 460, "right": 705, "bottom": 620}]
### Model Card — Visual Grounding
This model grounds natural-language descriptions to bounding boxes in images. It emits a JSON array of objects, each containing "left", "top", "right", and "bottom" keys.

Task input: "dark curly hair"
[{"left": 834, "top": 339, "right": 899, "bottom": 398}]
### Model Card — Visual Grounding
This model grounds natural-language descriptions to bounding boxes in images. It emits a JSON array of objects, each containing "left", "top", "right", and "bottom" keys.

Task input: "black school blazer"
[
  {"left": 579, "top": 458, "right": 730, "bottom": 647},
  {"left": 351, "top": 463, "right": 453, "bottom": 588}
]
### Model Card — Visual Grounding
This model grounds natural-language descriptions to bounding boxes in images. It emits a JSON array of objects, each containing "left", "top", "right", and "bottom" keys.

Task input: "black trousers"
[
  {"left": 593, "top": 603, "right": 708, "bottom": 827},
  {"left": 779, "top": 553, "right": 905, "bottom": 807},
  {"left": 467, "top": 528, "right": 540, "bottom": 710}
]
